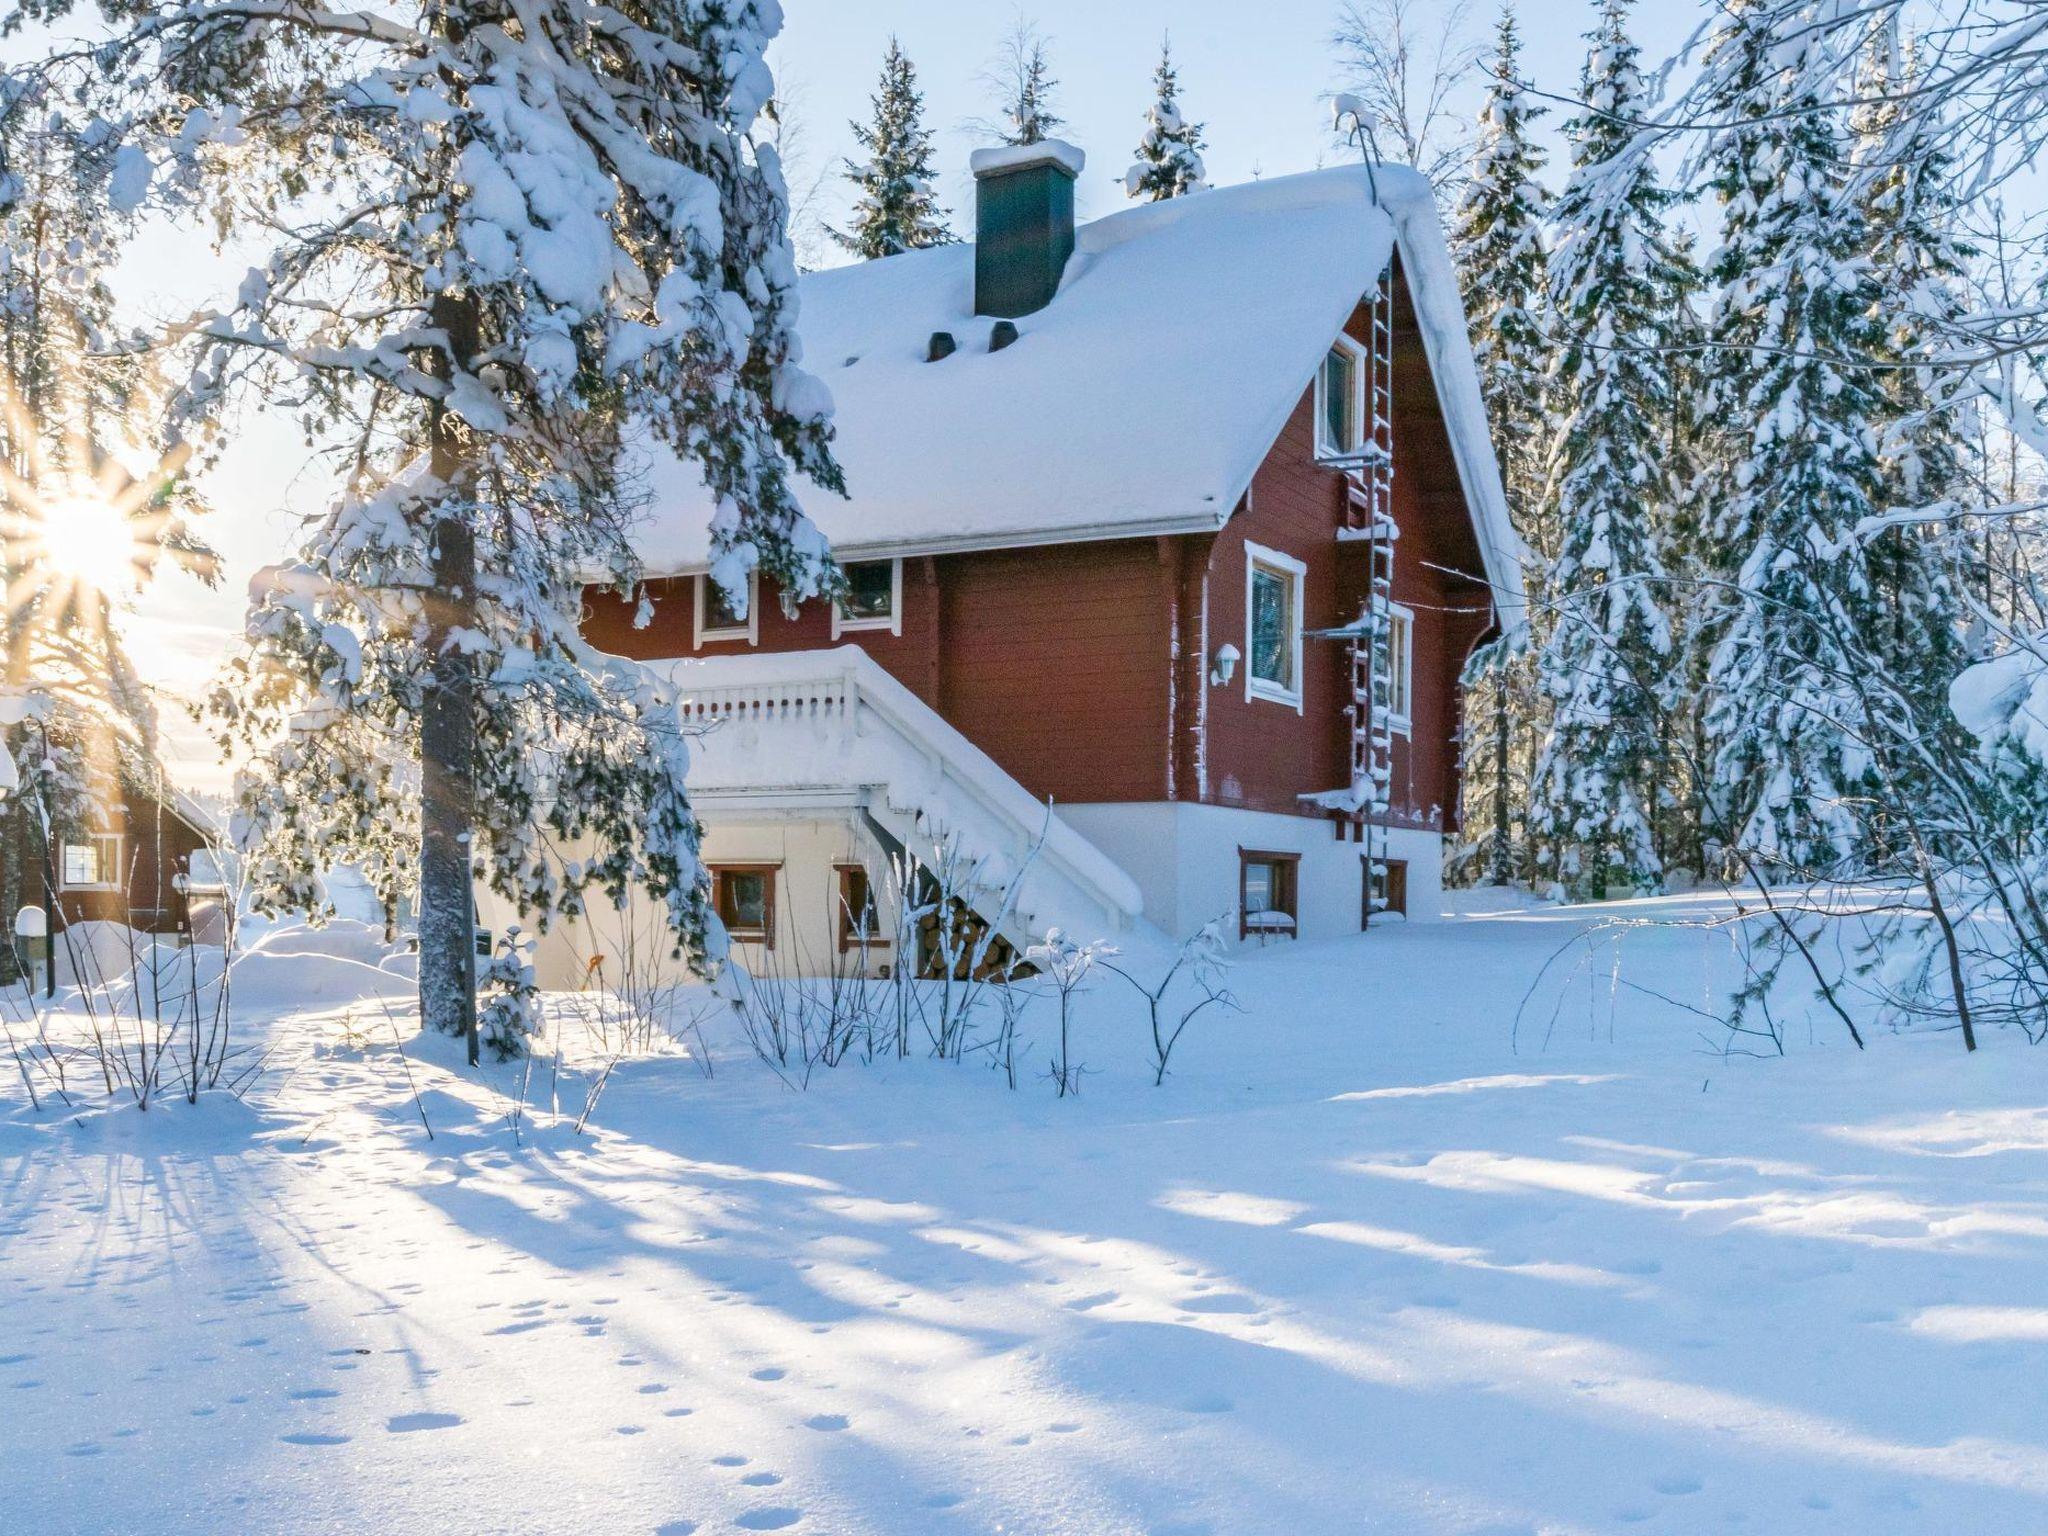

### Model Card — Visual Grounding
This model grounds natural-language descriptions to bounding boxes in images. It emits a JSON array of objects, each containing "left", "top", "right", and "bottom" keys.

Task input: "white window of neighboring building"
[
  {"left": 1316, "top": 336, "right": 1365, "bottom": 457},
  {"left": 695, "top": 571, "right": 758, "bottom": 646},
  {"left": 1384, "top": 603, "right": 1414, "bottom": 734},
  {"left": 62, "top": 833, "right": 123, "bottom": 890},
  {"left": 1245, "top": 542, "right": 1306, "bottom": 710},
  {"left": 831, "top": 558, "right": 902, "bottom": 638}
]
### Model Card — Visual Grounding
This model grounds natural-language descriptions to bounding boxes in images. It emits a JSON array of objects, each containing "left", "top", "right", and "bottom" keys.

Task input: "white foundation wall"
[
  {"left": 1058, "top": 802, "right": 1444, "bottom": 945},
  {"left": 492, "top": 811, "right": 903, "bottom": 991}
]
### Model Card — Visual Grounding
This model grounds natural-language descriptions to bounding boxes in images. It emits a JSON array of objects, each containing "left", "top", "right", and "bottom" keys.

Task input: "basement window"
[
  {"left": 695, "top": 572, "right": 758, "bottom": 646},
  {"left": 1245, "top": 542, "right": 1306, "bottom": 709},
  {"left": 61, "top": 833, "right": 123, "bottom": 891},
  {"left": 836, "top": 864, "right": 886, "bottom": 951},
  {"left": 1239, "top": 849, "right": 1300, "bottom": 941},
  {"left": 832, "top": 558, "right": 901, "bottom": 638},
  {"left": 1364, "top": 857, "right": 1409, "bottom": 924},
  {"left": 711, "top": 864, "right": 777, "bottom": 946}
]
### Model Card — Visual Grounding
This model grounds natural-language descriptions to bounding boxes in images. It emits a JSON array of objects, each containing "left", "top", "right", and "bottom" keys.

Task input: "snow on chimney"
[{"left": 970, "top": 140, "right": 1084, "bottom": 319}]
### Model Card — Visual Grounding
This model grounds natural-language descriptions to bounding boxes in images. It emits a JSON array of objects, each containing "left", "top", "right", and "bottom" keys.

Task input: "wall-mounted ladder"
[{"left": 1307, "top": 262, "right": 1399, "bottom": 923}]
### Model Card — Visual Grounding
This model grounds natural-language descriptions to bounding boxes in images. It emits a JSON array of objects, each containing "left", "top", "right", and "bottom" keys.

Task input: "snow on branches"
[{"left": 1125, "top": 41, "right": 1207, "bottom": 202}]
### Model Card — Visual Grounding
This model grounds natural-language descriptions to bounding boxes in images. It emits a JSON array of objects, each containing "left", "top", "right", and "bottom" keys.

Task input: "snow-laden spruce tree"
[
  {"left": 988, "top": 20, "right": 1063, "bottom": 147},
  {"left": 0, "top": 81, "right": 212, "bottom": 981},
  {"left": 833, "top": 37, "right": 951, "bottom": 260},
  {"left": 1526, "top": 0, "right": 1686, "bottom": 898},
  {"left": 1694, "top": 0, "right": 1889, "bottom": 875},
  {"left": 34, "top": 0, "right": 841, "bottom": 1051},
  {"left": 1125, "top": 40, "right": 1207, "bottom": 201},
  {"left": 1450, "top": 8, "right": 1548, "bottom": 887},
  {"left": 1452, "top": 8, "right": 1549, "bottom": 545},
  {"left": 1851, "top": 27, "right": 1971, "bottom": 725}
]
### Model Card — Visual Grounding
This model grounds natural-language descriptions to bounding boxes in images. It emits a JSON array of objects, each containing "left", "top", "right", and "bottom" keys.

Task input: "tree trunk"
[
  {"left": 419, "top": 291, "right": 480, "bottom": 1059},
  {"left": 1489, "top": 671, "right": 1511, "bottom": 886}
]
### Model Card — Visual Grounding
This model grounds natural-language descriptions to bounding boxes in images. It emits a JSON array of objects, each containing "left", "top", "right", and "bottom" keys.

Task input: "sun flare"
[{"left": 36, "top": 495, "right": 143, "bottom": 596}]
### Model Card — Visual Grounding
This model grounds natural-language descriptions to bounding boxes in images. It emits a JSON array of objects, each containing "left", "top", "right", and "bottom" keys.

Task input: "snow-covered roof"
[{"left": 632, "top": 161, "right": 1523, "bottom": 625}]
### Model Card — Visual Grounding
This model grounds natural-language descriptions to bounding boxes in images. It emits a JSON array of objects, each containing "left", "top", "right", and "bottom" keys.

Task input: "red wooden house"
[{"left": 553, "top": 144, "right": 1519, "bottom": 977}]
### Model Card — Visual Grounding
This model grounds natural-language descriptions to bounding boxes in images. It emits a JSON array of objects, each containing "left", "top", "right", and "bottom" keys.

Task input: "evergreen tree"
[
  {"left": 1125, "top": 40, "right": 1207, "bottom": 201},
  {"left": 1852, "top": 28, "right": 1971, "bottom": 721},
  {"left": 1695, "top": 0, "right": 1890, "bottom": 874},
  {"left": 32, "top": 0, "right": 842, "bottom": 1049},
  {"left": 990, "top": 21, "right": 1063, "bottom": 147},
  {"left": 1452, "top": 8, "right": 1550, "bottom": 547},
  {"left": 1527, "top": 0, "right": 1686, "bottom": 897},
  {"left": 833, "top": 38, "right": 951, "bottom": 260},
  {"left": 1450, "top": 8, "right": 1549, "bottom": 886}
]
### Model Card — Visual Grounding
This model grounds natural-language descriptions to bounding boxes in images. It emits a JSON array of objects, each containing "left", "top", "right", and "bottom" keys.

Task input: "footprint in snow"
[
  {"left": 734, "top": 1510, "right": 802, "bottom": 1531},
  {"left": 280, "top": 1432, "right": 351, "bottom": 1447},
  {"left": 287, "top": 1387, "right": 341, "bottom": 1401},
  {"left": 656, "top": 1523, "right": 698, "bottom": 1536},
  {"left": 741, "top": 1472, "right": 783, "bottom": 1487},
  {"left": 387, "top": 1412, "right": 464, "bottom": 1433},
  {"left": 1177, "top": 1293, "right": 1259, "bottom": 1315},
  {"left": 750, "top": 1367, "right": 787, "bottom": 1382},
  {"left": 1047, "top": 1422, "right": 1083, "bottom": 1434},
  {"left": 1181, "top": 1395, "right": 1234, "bottom": 1414},
  {"left": 804, "top": 1414, "right": 849, "bottom": 1433},
  {"left": 1653, "top": 1474, "right": 1703, "bottom": 1496},
  {"left": 712, "top": 1454, "right": 750, "bottom": 1467}
]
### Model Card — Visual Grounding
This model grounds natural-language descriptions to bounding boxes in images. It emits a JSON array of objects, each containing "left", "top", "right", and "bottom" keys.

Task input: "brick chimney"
[{"left": 970, "top": 140, "right": 1085, "bottom": 319}]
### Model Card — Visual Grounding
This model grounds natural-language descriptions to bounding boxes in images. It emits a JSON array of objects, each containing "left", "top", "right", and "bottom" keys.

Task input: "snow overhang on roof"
[{"left": 629, "top": 160, "right": 1523, "bottom": 631}]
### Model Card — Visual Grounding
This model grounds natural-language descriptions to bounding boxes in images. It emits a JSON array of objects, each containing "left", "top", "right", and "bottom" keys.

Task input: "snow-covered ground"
[{"left": 4, "top": 894, "right": 2046, "bottom": 1535}]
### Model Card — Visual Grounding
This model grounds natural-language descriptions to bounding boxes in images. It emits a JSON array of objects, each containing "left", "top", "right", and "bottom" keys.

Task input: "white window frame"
[
  {"left": 1315, "top": 335, "right": 1367, "bottom": 458},
  {"left": 61, "top": 832, "right": 123, "bottom": 891},
  {"left": 1385, "top": 602, "right": 1414, "bottom": 735},
  {"left": 694, "top": 571, "right": 759, "bottom": 646},
  {"left": 1244, "top": 542, "right": 1306, "bottom": 712},
  {"left": 830, "top": 557, "right": 903, "bottom": 639}
]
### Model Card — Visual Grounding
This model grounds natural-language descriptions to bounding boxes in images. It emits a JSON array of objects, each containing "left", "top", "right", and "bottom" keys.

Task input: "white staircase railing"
[{"left": 657, "top": 647, "right": 1146, "bottom": 948}]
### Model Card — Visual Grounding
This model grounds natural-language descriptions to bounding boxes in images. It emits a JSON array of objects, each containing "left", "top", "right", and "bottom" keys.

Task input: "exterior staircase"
[{"left": 658, "top": 646, "right": 1147, "bottom": 954}]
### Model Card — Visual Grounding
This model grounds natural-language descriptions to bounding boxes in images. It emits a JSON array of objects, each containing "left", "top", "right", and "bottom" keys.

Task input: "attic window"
[
  {"left": 832, "top": 558, "right": 902, "bottom": 638},
  {"left": 1317, "top": 337, "right": 1365, "bottom": 456}
]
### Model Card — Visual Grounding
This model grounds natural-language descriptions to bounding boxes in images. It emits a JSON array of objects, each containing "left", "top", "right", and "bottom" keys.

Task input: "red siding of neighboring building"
[{"left": 582, "top": 260, "right": 1495, "bottom": 832}]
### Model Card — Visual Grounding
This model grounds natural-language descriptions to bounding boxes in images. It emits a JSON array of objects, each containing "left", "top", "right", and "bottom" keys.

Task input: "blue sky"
[{"left": 771, "top": 0, "right": 1703, "bottom": 250}]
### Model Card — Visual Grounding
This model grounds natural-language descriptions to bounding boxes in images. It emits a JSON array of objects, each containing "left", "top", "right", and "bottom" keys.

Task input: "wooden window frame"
[
  {"left": 1385, "top": 602, "right": 1414, "bottom": 735},
  {"left": 1363, "top": 855, "right": 1409, "bottom": 926},
  {"left": 1244, "top": 542, "right": 1306, "bottom": 712},
  {"left": 694, "top": 571, "right": 759, "bottom": 646},
  {"left": 60, "top": 832, "right": 124, "bottom": 892},
  {"left": 830, "top": 558, "right": 903, "bottom": 639},
  {"left": 834, "top": 863, "right": 888, "bottom": 952},
  {"left": 1315, "top": 335, "right": 1366, "bottom": 458},
  {"left": 709, "top": 862, "right": 779, "bottom": 947},
  {"left": 1238, "top": 847, "right": 1301, "bottom": 940}
]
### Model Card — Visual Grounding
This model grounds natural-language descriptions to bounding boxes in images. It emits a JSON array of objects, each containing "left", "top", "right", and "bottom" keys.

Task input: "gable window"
[
  {"left": 1317, "top": 338, "right": 1364, "bottom": 456},
  {"left": 836, "top": 863, "right": 886, "bottom": 951},
  {"left": 1384, "top": 603, "right": 1414, "bottom": 733},
  {"left": 1245, "top": 542, "right": 1306, "bottom": 709},
  {"left": 831, "top": 558, "right": 902, "bottom": 638},
  {"left": 695, "top": 571, "right": 758, "bottom": 646},
  {"left": 1239, "top": 849, "right": 1300, "bottom": 940},
  {"left": 61, "top": 833, "right": 123, "bottom": 891},
  {"left": 711, "top": 864, "right": 777, "bottom": 946}
]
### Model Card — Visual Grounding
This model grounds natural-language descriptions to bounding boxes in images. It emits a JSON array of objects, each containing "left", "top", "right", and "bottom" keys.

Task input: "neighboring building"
[
  {"left": 3, "top": 763, "right": 218, "bottom": 987},
  {"left": 547, "top": 144, "right": 1520, "bottom": 981}
]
